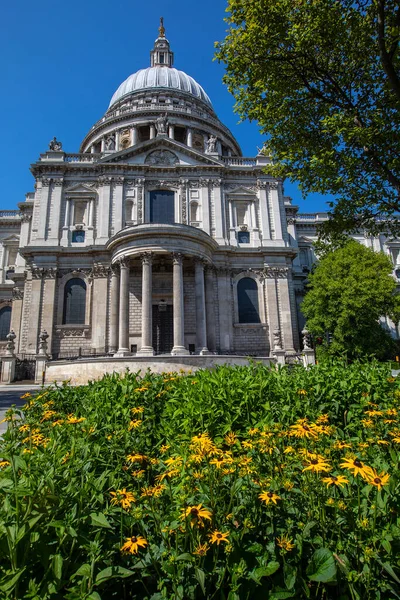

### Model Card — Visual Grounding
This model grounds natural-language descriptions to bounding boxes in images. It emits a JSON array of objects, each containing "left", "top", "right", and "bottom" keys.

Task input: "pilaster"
[
  {"left": 48, "top": 179, "right": 63, "bottom": 242},
  {"left": 91, "top": 264, "right": 110, "bottom": 353},
  {"left": 217, "top": 268, "right": 233, "bottom": 352},
  {"left": 97, "top": 177, "right": 112, "bottom": 242}
]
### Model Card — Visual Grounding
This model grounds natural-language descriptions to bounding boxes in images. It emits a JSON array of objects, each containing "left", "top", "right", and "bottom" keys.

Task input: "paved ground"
[{"left": 0, "top": 384, "right": 42, "bottom": 436}]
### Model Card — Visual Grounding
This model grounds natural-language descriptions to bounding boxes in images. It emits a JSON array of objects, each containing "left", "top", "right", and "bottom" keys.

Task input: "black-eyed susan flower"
[
  {"left": 322, "top": 475, "right": 349, "bottom": 488},
  {"left": 126, "top": 453, "right": 147, "bottom": 463},
  {"left": 276, "top": 534, "right": 295, "bottom": 551},
  {"left": 259, "top": 491, "right": 280, "bottom": 505},
  {"left": 303, "top": 455, "right": 331, "bottom": 473},
  {"left": 66, "top": 414, "right": 85, "bottom": 424},
  {"left": 120, "top": 535, "right": 148, "bottom": 554},
  {"left": 181, "top": 504, "right": 212, "bottom": 527},
  {"left": 209, "top": 530, "right": 230, "bottom": 545},
  {"left": 193, "top": 542, "right": 209, "bottom": 556},
  {"left": 0, "top": 460, "right": 10, "bottom": 469},
  {"left": 340, "top": 456, "right": 372, "bottom": 478},
  {"left": 225, "top": 432, "right": 237, "bottom": 446},
  {"left": 333, "top": 440, "right": 352, "bottom": 450},
  {"left": 128, "top": 419, "right": 142, "bottom": 430},
  {"left": 140, "top": 484, "right": 165, "bottom": 498},
  {"left": 289, "top": 420, "right": 319, "bottom": 439},
  {"left": 110, "top": 489, "right": 136, "bottom": 509},
  {"left": 365, "top": 469, "right": 390, "bottom": 490},
  {"left": 131, "top": 406, "right": 144, "bottom": 415}
]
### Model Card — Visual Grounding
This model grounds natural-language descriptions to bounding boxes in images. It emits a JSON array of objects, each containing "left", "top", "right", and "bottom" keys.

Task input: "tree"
[
  {"left": 301, "top": 240, "right": 400, "bottom": 359},
  {"left": 215, "top": 0, "right": 400, "bottom": 237}
]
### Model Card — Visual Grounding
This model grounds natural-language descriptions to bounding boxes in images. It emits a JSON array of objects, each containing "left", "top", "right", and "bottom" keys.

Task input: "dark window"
[
  {"left": 174, "top": 126, "right": 186, "bottom": 143},
  {"left": 150, "top": 190, "right": 175, "bottom": 224},
  {"left": 72, "top": 230, "right": 85, "bottom": 243},
  {"left": 0, "top": 306, "right": 11, "bottom": 340},
  {"left": 238, "top": 231, "right": 250, "bottom": 243},
  {"left": 237, "top": 278, "right": 260, "bottom": 323},
  {"left": 138, "top": 125, "right": 150, "bottom": 142},
  {"left": 63, "top": 278, "right": 86, "bottom": 324},
  {"left": 159, "top": 53, "right": 165, "bottom": 64}
]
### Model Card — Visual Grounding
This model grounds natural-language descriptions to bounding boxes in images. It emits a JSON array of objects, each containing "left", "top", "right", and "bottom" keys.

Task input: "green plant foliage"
[
  {"left": 215, "top": 0, "right": 400, "bottom": 237},
  {"left": 302, "top": 240, "right": 400, "bottom": 359},
  {"left": 0, "top": 361, "right": 400, "bottom": 598}
]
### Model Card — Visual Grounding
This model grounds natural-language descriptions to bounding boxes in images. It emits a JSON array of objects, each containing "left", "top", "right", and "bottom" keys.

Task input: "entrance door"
[{"left": 152, "top": 304, "right": 173, "bottom": 354}]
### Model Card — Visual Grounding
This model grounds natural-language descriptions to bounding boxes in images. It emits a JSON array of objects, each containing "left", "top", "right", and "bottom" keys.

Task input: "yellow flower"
[
  {"left": 128, "top": 419, "right": 142, "bottom": 430},
  {"left": 364, "top": 410, "right": 384, "bottom": 417},
  {"left": 322, "top": 475, "right": 349, "bottom": 488},
  {"left": 66, "top": 414, "right": 85, "bottom": 424},
  {"left": 289, "top": 420, "right": 319, "bottom": 439},
  {"left": 41, "top": 410, "right": 56, "bottom": 422},
  {"left": 0, "top": 460, "right": 10, "bottom": 469},
  {"left": 333, "top": 440, "right": 352, "bottom": 450},
  {"left": 361, "top": 419, "right": 374, "bottom": 428},
  {"left": 242, "top": 441, "right": 253, "bottom": 449},
  {"left": 181, "top": 504, "right": 212, "bottom": 527},
  {"left": 209, "top": 530, "right": 230, "bottom": 545},
  {"left": 283, "top": 446, "right": 295, "bottom": 454},
  {"left": 52, "top": 419, "right": 64, "bottom": 427},
  {"left": 337, "top": 500, "right": 347, "bottom": 511},
  {"left": 61, "top": 453, "right": 70, "bottom": 464},
  {"left": 20, "top": 392, "right": 32, "bottom": 399},
  {"left": 377, "top": 440, "right": 389, "bottom": 445},
  {"left": 386, "top": 408, "right": 397, "bottom": 416},
  {"left": 134, "top": 386, "right": 149, "bottom": 393},
  {"left": 120, "top": 535, "right": 148, "bottom": 554},
  {"left": 141, "top": 484, "right": 165, "bottom": 498},
  {"left": 22, "top": 448, "right": 34, "bottom": 454},
  {"left": 276, "top": 534, "right": 295, "bottom": 551},
  {"left": 19, "top": 424, "right": 30, "bottom": 433},
  {"left": 193, "top": 542, "right": 209, "bottom": 556},
  {"left": 297, "top": 389, "right": 307, "bottom": 395},
  {"left": 248, "top": 428, "right": 259, "bottom": 436},
  {"left": 193, "top": 470, "right": 204, "bottom": 479},
  {"left": 316, "top": 414, "right": 329, "bottom": 424},
  {"left": 283, "top": 480, "right": 294, "bottom": 491},
  {"left": 259, "top": 491, "right": 281, "bottom": 505},
  {"left": 160, "top": 444, "right": 170, "bottom": 453},
  {"left": 110, "top": 489, "right": 136, "bottom": 509},
  {"left": 126, "top": 453, "right": 147, "bottom": 463},
  {"left": 131, "top": 406, "right": 144, "bottom": 415},
  {"left": 302, "top": 456, "right": 331, "bottom": 473},
  {"left": 225, "top": 432, "right": 237, "bottom": 446},
  {"left": 164, "top": 456, "right": 183, "bottom": 467},
  {"left": 365, "top": 469, "right": 390, "bottom": 491},
  {"left": 340, "top": 456, "right": 372, "bottom": 479},
  {"left": 131, "top": 469, "right": 145, "bottom": 478}
]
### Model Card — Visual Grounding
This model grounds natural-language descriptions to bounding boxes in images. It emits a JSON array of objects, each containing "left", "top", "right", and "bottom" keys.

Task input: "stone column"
[
  {"left": 265, "top": 272, "right": 280, "bottom": 353},
  {"left": 168, "top": 124, "right": 175, "bottom": 139},
  {"left": 109, "top": 265, "right": 119, "bottom": 353},
  {"left": 115, "top": 130, "right": 120, "bottom": 151},
  {"left": 91, "top": 265, "right": 109, "bottom": 353},
  {"left": 205, "top": 267, "right": 216, "bottom": 351},
  {"left": 137, "top": 252, "right": 154, "bottom": 356},
  {"left": 113, "top": 177, "right": 124, "bottom": 233},
  {"left": 26, "top": 269, "right": 43, "bottom": 354},
  {"left": 217, "top": 268, "right": 233, "bottom": 352},
  {"left": 187, "top": 128, "right": 193, "bottom": 147},
  {"left": 115, "top": 258, "right": 130, "bottom": 356},
  {"left": 268, "top": 182, "right": 284, "bottom": 241},
  {"left": 61, "top": 198, "right": 71, "bottom": 245},
  {"left": 40, "top": 271, "right": 57, "bottom": 355},
  {"left": 37, "top": 179, "right": 51, "bottom": 240},
  {"left": 97, "top": 177, "right": 112, "bottom": 243},
  {"left": 132, "top": 127, "right": 138, "bottom": 145},
  {"left": 10, "top": 284, "right": 24, "bottom": 354},
  {"left": 171, "top": 253, "right": 189, "bottom": 355},
  {"left": 150, "top": 124, "right": 156, "bottom": 139},
  {"left": 48, "top": 179, "right": 63, "bottom": 242},
  {"left": 195, "top": 259, "right": 209, "bottom": 354}
]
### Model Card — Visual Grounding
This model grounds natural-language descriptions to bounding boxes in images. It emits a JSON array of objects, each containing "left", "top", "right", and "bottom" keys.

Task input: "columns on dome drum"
[
  {"left": 115, "top": 258, "right": 131, "bottom": 356},
  {"left": 109, "top": 265, "right": 120, "bottom": 353},
  {"left": 195, "top": 259, "right": 209, "bottom": 354},
  {"left": 171, "top": 253, "right": 189, "bottom": 355},
  {"left": 137, "top": 252, "right": 155, "bottom": 356}
]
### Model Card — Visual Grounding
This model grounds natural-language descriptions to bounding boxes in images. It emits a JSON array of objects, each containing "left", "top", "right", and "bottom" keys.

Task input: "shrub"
[{"left": 0, "top": 361, "right": 399, "bottom": 598}]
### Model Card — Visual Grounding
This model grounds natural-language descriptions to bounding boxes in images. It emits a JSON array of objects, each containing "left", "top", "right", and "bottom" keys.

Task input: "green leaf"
[
  {"left": 175, "top": 553, "right": 192, "bottom": 561},
  {"left": 379, "top": 561, "right": 400, "bottom": 584},
  {"left": 71, "top": 563, "right": 91, "bottom": 579},
  {"left": 95, "top": 566, "right": 134, "bottom": 586},
  {"left": 52, "top": 554, "right": 63, "bottom": 580},
  {"left": 90, "top": 512, "right": 112, "bottom": 529},
  {"left": 0, "top": 568, "right": 26, "bottom": 592},
  {"left": 251, "top": 561, "right": 280, "bottom": 583},
  {"left": 307, "top": 548, "right": 337, "bottom": 582},
  {"left": 284, "top": 564, "right": 297, "bottom": 590},
  {"left": 87, "top": 593, "right": 102, "bottom": 600},
  {"left": 195, "top": 567, "right": 206, "bottom": 596}
]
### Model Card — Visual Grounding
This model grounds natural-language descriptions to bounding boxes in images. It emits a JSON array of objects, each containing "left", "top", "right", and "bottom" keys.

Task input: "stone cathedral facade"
[{"left": 0, "top": 24, "right": 398, "bottom": 362}]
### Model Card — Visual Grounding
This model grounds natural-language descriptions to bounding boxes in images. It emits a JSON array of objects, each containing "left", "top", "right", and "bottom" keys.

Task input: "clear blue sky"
[{"left": 0, "top": 0, "right": 332, "bottom": 212}]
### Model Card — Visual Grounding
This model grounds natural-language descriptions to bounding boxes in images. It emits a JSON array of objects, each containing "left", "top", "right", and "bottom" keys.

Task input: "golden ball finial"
[{"left": 159, "top": 17, "right": 166, "bottom": 38}]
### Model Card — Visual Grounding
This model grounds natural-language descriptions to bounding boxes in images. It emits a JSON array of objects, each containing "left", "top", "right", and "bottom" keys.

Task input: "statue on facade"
[
  {"left": 49, "top": 137, "right": 62, "bottom": 151},
  {"left": 38, "top": 329, "right": 49, "bottom": 356},
  {"left": 302, "top": 328, "right": 312, "bottom": 350},
  {"left": 156, "top": 113, "right": 168, "bottom": 135},
  {"left": 5, "top": 330, "right": 16, "bottom": 356},
  {"left": 105, "top": 135, "right": 115, "bottom": 151},
  {"left": 206, "top": 135, "right": 217, "bottom": 153},
  {"left": 257, "top": 142, "right": 268, "bottom": 155},
  {"left": 273, "top": 328, "right": 282, "bottom": 351}
]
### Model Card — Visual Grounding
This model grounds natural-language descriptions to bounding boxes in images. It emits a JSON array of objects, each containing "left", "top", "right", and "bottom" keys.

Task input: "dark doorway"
[{"left": 152, "top": 304, "right": 173, "bottom": 354}]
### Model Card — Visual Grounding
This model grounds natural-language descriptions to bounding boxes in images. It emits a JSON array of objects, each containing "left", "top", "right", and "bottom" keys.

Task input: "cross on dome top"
[{"left": 150, "top": 17, "right": 174, "bottom": 67}]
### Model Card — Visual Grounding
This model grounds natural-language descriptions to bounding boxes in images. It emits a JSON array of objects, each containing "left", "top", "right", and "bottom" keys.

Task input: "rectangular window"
[
  {"left": 159, "top": 53, "right": 165, "bottom": 64},
  {"left": 238, "top": 231, "right": 250, "bottom": 243},
  {"left": 72, "top": 230, "right": 85, "bottom": 243},
  {"left": 150, "top": 190, "right": 175, "bottom": 224}
]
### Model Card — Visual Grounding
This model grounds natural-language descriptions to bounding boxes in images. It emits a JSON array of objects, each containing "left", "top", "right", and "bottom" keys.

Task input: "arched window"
[
  {"left": 0, "top": 306, "right": 11, "bottom": 340},
  {"left": 63, "top": 278, "right": 86, "bottom": 324},
  {"left": 190, "top": 202, "right": 199, "bottom": 223},
  {"left": 237, "top": 278, "right": 260, "bottom": 323}
]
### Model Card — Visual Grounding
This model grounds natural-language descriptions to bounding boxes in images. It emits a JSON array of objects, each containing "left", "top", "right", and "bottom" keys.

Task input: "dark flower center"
[
  {"left": 374, "top": 478, "right": 381, "bottom": 484},
  {"left": 331, "top": 476, "right": 338, "bottom": 481},
  {"left": 191, "top": 508, "right": 199, "bottom": 516},
  {"left": 217, "top": 533, "right": 222, "bottom": 538},
  {"left": 131, "top": 537, "right": 137, "bottom": 543},
  {"left": 311, "top": 459, "right": 318, "bottom": 465},
  {"left": 267, "top": 492, "right": 273, "bottom": 498},
  {"left": 354, "top": 459, "right": 363, "bottom": 467},
  {"left": 303, "top": 425, "right": 310, "bottom": 431}
]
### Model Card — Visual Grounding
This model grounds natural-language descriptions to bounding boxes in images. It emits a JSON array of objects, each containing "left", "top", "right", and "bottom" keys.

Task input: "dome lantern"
[{"left": 150, "top": 17, "right": 174, "bottom": 68}]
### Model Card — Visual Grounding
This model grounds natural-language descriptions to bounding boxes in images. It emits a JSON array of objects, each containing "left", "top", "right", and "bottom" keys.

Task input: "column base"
[
  {"left": 136, "top": 346, "right": 155, "bottom": 357},
  {"left": 171, "top": 346, "right": 190, "bottom": 356},
  {"left": 199, "top": 348, "right": 211, "bottom": 355},
  {"left": 114, "top": 349, "right": 131, "bottom": 357}
]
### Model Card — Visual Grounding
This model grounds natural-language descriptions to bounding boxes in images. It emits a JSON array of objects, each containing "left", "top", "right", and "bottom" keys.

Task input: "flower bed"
[{"left": 0, "top": 361, "right": 399, "bottom": 599}]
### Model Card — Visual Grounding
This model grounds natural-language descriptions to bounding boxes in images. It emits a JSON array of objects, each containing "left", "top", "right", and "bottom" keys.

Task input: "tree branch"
[{"left": 376, "top": 0, "right": 400, "bottom": 102}]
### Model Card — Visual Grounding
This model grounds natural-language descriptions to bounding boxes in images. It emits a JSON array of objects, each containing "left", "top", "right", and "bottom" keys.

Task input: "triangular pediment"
[
  {"left": 225, "top": 186, "right": 257, "bottom": 198},
  {"left": 2, "top": 234, "right": 20, "bottom": 243},
  {"left": 298, "top": 236, "right": 315, "bottom": 244},
  {"left": 100, "top": 137, "right": 224, "bottom": 167},
  {"left": 64, "top": 183, "right": 97, "bottom": 196}
]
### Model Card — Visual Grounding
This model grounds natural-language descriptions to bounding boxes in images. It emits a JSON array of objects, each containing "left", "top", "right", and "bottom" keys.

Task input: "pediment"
[
  {"left": 225, "top": 186, "right": 257, "bottom": 199},
  {"left": 298, "top": 236, "right": 315, "bottom": 244},
  {"left": 64, "top": 183, "right": 97, "bottom": 196},
  {"left": 2, "top": 234, "right": 20, "bottom": 243},
  {"left": 100, "top": 137, "right": 223, "bottom": 167}
]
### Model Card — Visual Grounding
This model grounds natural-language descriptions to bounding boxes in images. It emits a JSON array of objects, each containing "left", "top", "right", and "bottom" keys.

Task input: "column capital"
[
  {"left": 194, "top": 257, "right": 207, "bottom": 269},
  {"left": 118, "top": 257, "right": 129, "bottom": 270},
  {"left": 140, "top": 251, "right": 153, "bottom": 265},
  {"left": 172, "top": 252, "right": 184, "bottom": 266}
]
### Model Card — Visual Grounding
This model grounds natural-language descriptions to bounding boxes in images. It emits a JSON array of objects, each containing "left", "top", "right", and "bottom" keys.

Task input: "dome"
[{"left": 108, "top": 66, "right": 213, "bottom": 109}]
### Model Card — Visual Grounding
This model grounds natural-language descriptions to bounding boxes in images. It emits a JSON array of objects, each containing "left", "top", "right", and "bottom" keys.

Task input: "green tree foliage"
[
  {"left": 301, "top": 240, "right": 400, "bottom": 358},
  {"left": 215, "top": 0, "right": 400, "bottom": 237}
]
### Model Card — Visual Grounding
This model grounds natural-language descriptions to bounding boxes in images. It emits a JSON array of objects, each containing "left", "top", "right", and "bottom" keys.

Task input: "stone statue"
[
  {"left": 302, "top": 328, "right": 312, "bottom": 350},
  {"left": 5, "top": 330, "right": 16, "bottom": 356},
  {"left": 49, "top": 137, "right": 62, "bottom": 151},
  {"left": 38, "top": 329, "right": 49, "bottom": 356},
  {"left": 105, "top": 136, "right": 115, "bottom": 151},
  {"left": 273, "top": 328, "right": 282, "bottom": 350},
  {"left": 206, "top": 135, "right": 217, "bottom": 153},
  {"left": 156, "top": 113, "right": 168, "bottom": 135},
  {"left": 257, "top": 142, "right": 268, "bottom": 155}
]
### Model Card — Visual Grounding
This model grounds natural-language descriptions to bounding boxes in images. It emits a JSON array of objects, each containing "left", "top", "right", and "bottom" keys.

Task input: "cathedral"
[{"left": 0, "top": 22, "right": 398, "bottom": 374}]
